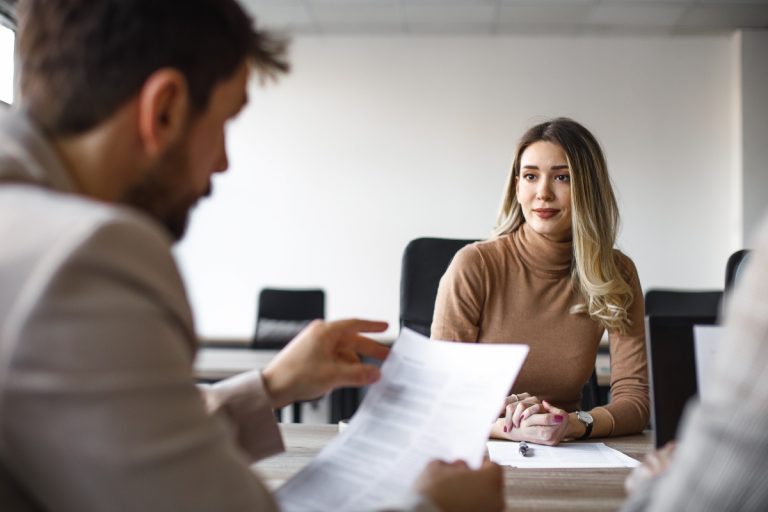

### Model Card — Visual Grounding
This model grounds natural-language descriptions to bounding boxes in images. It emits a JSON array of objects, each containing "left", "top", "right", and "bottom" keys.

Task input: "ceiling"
[{"left": 239, "top": 0, "right": 768, "bottom": 36}]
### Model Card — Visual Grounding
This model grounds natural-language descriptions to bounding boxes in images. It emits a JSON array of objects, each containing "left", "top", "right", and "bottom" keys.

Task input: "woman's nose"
[{"left": 536, "top": 180, "right": 554, "bottom": 200}]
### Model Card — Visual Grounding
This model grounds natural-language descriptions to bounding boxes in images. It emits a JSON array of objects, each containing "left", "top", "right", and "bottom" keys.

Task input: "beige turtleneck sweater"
[{"left": 431, "top": 223, "right": 649, "bottom": 438}]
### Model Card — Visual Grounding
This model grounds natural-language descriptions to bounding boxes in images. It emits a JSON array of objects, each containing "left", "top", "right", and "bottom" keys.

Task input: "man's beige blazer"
[{"left": 0, "top": 110, "right": 284, "bottom": 511}]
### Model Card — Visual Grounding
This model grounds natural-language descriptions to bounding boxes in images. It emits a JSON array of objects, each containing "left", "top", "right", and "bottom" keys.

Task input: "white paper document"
[
  {"left": 487, "top": 441, "right": 640, "bottom": 468},
  {"left": 694, "top": 325, "right": 724, "bottom": 401},
  {"left": 276, "top": 328, "right": 529, "bottom": 512}
]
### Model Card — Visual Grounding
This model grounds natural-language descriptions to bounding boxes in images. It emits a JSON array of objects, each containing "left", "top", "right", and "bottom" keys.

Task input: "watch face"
[{"left": 577, "top": 411, "right": 593, "bottom": 424}]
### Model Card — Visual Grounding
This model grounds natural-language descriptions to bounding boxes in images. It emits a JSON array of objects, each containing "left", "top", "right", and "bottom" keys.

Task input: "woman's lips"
[{"left": 533, "top": 208, "right": 559, "bottom": 219}]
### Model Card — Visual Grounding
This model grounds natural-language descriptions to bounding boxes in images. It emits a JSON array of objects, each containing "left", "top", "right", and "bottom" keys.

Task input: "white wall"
[
  {"left": 0, "top": 24, "right": 14, "bottom": 104},
  {"left": 175, "top": 34, "right": 737, "bottom": 339},
  {"left": 740, "top": 30, "right": 768, "bottom": 246}
]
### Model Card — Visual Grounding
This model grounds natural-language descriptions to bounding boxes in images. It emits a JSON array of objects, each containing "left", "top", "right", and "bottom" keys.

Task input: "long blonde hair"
[{"left": 494, "top": 118, "right": 633, "bottom": 333}]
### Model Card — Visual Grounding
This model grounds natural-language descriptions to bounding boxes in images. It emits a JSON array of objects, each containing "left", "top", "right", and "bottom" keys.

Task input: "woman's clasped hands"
[{"left": 492, "top": 392, "right": 571, "bottom": 446}]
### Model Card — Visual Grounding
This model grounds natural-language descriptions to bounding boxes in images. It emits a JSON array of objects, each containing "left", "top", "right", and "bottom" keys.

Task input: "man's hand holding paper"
[{"left": 276, "top": 328, "right": 529, "bottom": 511}]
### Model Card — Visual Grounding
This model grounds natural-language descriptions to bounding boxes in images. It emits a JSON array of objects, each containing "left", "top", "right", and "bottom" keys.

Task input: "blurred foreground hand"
[
  {"left": 415, "top": 459, "right": 505, "bottom": 512},
  {"left": 625, "top": 442, "right": 677, "bottom": 495},
  {"left": 262, "top": 319, "right": 390, "bottom": 408}
]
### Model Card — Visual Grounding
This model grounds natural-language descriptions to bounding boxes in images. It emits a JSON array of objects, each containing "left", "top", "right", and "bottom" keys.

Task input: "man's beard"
[{"left": 120, "top": 140, "right": 202, "bottom": 242}]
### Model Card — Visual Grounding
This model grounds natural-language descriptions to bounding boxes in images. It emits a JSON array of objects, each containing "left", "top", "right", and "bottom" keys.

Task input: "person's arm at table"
[
  {"left": 200, "top": 318, "right": 390, "bottom": 461},
  {"left": 591, "top": 255, "right": 650, "bottom": 438},
  {"left": 490, "top": 400, "right": 570, "bottom": 445},
  {"left": 490, "top": 257, "right": 648, "bottom": 445},
  {"left": 490, "top": 253, "right": 648, "bottom": 445}
]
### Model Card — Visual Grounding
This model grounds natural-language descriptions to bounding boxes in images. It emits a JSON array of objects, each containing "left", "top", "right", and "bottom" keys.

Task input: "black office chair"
[
  {"left": 645, "top": 314, "right": 718, "bottom": 448},
  {"left": 399, "top": 237, "right": 478, "bottom": 336},
  {"left": 253, "top": 288, "right": 325, "bottom": 422},
  {"left": 725, "top": 249, "right": 751, "bottom": 293},
  {"left": 580, "top": 370, "right": 601, "bottom": 411},
  {"left": 253, "top": 288, "right": 325, "bottom": 349},
  {"left": 644, "top": 289, "right": 723, "bottom": 318}
]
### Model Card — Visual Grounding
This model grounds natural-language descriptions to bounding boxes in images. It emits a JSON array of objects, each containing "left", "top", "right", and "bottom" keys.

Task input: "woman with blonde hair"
[{"left": 431, "top": 117, "right": 649, "bottom": 445}]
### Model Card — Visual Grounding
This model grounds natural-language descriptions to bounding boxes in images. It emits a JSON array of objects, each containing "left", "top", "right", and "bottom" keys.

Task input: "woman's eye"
[
  {"left": 523, "top": 174, "right": 536, "bottom": 181},
  {"left": 555, "top": 174, "right": 570, "bottom": 183}
]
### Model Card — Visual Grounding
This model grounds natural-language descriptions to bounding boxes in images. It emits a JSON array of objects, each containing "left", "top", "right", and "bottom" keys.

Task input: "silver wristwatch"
[{"left": 575, "top": 410, "right": 593, "bottom": 440}]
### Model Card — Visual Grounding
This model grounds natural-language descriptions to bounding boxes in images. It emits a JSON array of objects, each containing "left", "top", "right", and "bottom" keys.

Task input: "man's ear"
[{"left": 136, "top": 68, "right": 190, "bottom": 157}]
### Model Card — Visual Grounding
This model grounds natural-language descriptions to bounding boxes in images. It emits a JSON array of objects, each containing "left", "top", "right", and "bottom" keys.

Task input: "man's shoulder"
[
  {"left": 0, "top": 184, "right": 180, "bottom": 315},
  {"left": 0, "top": 184, "right": 194, "bottom": 360},
  {"left": 0, "top": 183, "right": 171, "bottom": 249}
]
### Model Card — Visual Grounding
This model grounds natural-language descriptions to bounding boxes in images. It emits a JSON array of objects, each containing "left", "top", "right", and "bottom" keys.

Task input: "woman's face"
[{"left": 515, "top": 140, "right": 573, "bottom": 242}]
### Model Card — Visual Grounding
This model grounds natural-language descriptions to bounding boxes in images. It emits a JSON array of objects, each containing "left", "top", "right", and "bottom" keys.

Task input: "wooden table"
[{"left": 254, "top": 424, "right": 652, "bottom": 511}]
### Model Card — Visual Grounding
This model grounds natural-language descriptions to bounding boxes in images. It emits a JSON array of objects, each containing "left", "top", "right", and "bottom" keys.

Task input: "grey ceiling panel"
[{"left": 241, "top": 0, "right": 768, "bottom": 35}]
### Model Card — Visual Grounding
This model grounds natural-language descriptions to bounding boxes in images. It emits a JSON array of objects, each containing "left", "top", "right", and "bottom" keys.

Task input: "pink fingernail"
[
  {"left": 503, "top": 425, "right": 508, "bottom": 432},
  {"left": 554, "top": 415, "right": 564, "bottom": 423}
]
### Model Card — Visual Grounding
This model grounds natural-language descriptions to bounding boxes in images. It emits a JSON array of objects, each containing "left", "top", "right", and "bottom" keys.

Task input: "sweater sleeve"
[
  {"left": 199, "top": 370, "right": 285, "bottom": 463},
  {"left": 430, "top": 244, "right": 487, "bottom": 342},
  {"left": 592, "top": 254, "right": 650, "bottom": 437}
]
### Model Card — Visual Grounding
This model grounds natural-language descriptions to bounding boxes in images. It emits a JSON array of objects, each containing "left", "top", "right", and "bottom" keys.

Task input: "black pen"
[{"left": 519, "top": 441, "right": 533, "bottom": 457}]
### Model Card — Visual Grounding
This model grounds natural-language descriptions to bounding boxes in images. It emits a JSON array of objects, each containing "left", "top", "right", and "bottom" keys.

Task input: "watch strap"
[{"left": 576, "top": 412, "right": 593, "bottom": 440}]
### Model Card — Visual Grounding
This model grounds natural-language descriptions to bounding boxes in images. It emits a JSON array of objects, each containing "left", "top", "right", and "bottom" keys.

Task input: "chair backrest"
[
  {"left": 725, "top": 249, "right": 751, "bottom": 293},
  {"left": 644, "top": 289, "right": 723, "bottom": 318},
  {"left": 253, "top": 288, "right": 325, "bottom": 349},
  {"left": 580, "top": 370, "right": 600, "bottom": 411},
  {"left": 645, "top": 314, "right": 718, "bottom": 448},
  {"left": 399, "top": 237, "right": 478, "bottom": 337}
]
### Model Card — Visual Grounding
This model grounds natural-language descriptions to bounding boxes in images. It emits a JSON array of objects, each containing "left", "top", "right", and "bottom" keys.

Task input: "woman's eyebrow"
[{"left": 521, "top": 164, "right": 569, "bottom": 170}]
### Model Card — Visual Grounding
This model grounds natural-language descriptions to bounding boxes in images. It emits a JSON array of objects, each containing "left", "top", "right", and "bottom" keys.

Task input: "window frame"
[{"left": 0, "top": 0, "right": 15, "bottom": 107}]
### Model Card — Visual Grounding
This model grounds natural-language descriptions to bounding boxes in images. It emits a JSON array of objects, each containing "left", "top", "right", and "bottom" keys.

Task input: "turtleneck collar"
[{"left": 511, "top": 222, "right": 573, "bottom": 278}]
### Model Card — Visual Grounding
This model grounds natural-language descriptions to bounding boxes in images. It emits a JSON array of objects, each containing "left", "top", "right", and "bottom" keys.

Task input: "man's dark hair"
[{"left": 17, "top": 0, "right": 289, "bottom": 136}]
